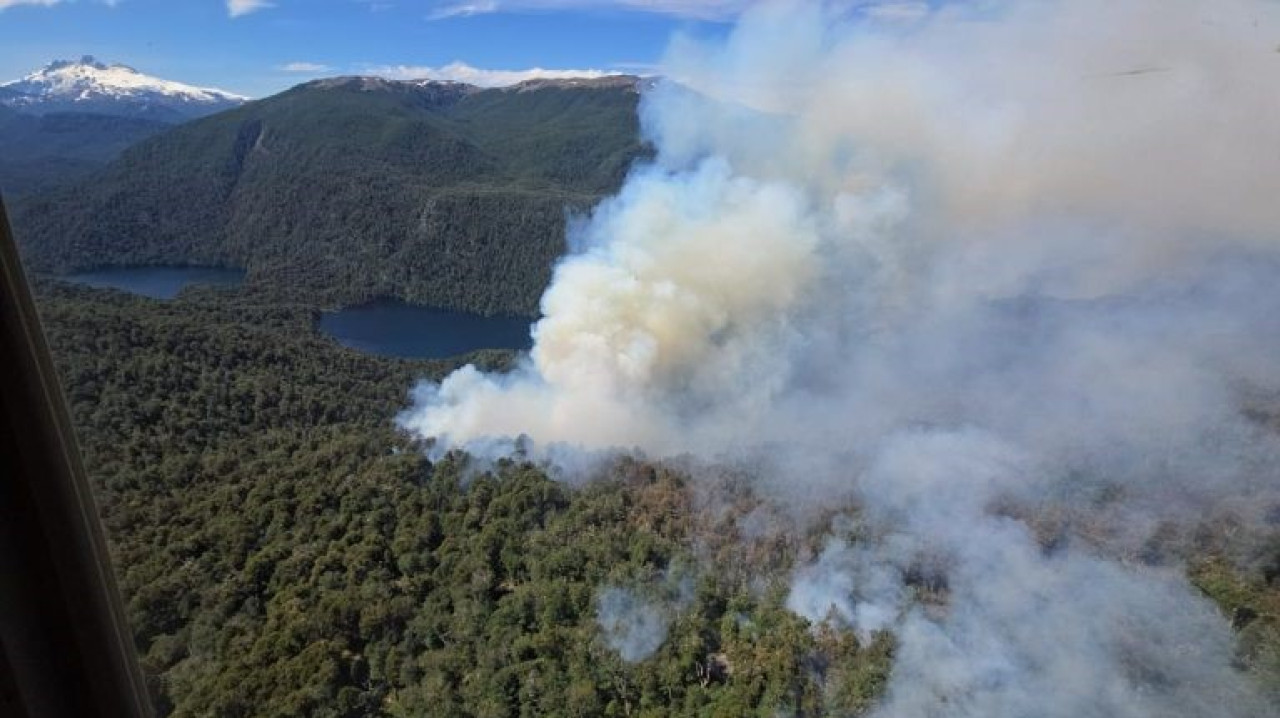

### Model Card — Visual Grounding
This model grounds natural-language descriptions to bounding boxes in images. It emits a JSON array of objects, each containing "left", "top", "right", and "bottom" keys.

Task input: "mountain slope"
[
  {"left": 1, "top": 56, "right": 247, "bottom": 122},
  {"left": 13, "top": 76, "right": 649, "bottom": 315},
  {"left": 0, "top": 106, "right": 167, "bottom": 197}
]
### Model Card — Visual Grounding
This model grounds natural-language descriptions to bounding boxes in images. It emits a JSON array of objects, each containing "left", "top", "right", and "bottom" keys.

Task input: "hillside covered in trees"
[
  {"left": 28, "top": 276, "right": 1279, "bottom": 717},
  {"left": 0, "top": 105, "right": 167, "bottom": 198},
  {"left": 15, "top": 76, "right": 649, "bottom": 316},
  {"left": 33, "top": 281, "right": 898, "bottom": 717}
]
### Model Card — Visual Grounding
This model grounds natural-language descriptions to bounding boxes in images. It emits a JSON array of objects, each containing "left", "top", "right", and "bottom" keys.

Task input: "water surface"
[
  {"left": 320, "top": 300, "right": 533, "bottom": 359},
  {"left": 62, "top": 266, "right": 244, "bottom": 299}
]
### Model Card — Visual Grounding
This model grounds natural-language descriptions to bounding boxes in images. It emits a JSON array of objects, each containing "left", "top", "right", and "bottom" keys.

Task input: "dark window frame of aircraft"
[{"left": 0, "top": 193, "right": 153, "bottom": 718}]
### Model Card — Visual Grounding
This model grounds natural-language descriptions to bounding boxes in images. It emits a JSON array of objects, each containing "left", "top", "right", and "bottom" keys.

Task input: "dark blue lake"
[
  {"left": 62, "top": 266, "right": 244, "bottom": 299},
  {"left": 320, "top": 300, "right": 534, "bottom": 359}
]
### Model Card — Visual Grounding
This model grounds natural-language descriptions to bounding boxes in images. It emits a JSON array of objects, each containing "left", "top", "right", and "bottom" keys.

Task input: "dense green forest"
[
  {"left": 16, "top": 77, "right": 650, "bottom": 316},
  {"left": 34, "top": 280, "right": 904, "bottom": 717},
  {"left": 0, "top": 106, "right": 167, "bottom": 198},
  {"left": 30, "top": 278, "right": 1280, "bottom": 717}
]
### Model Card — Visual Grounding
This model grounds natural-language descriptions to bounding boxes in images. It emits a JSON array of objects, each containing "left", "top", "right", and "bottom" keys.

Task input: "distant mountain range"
[
  {"left": 13, "top": 74, "right": 649, "bottom": 315},
  {"left": 1, "top": 56, "right": 247, "bottom": 122},
  {"left": 0, "top": 57, "right": 249, "bottom": 197}
]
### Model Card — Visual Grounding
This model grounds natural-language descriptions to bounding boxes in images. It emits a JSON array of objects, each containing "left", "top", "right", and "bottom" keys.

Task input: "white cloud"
[
  {"left": 428, "top": 0, "right": 496, "bottom": 19},
  {"left": 425, "top": 1, "right": 930, "bottom": 22},
  {"left": 227, "top": 0, "right": 272, "bottom": 18},
  {"left": 0, "top": 0, "right": 60, "bottom": 10},
  {"left": 427, "top": 0, "right": 749, "bottom": 22},
  {"left": 365, "top": 60, "right": 613, "bottom": 87},
  {"left": 609, "top": 61, "right": 662, "bottom": 74},
  {"left": 278, "top": 61, "right": 331, "bottom": 73}
]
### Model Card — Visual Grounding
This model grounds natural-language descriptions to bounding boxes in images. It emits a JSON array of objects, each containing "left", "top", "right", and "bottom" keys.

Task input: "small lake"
[
  {"left": 62, "top": 266, "right": 244, "bottom": 299},
  {"left": 320, "top": 300, "right": 534, "bottom": 359}
]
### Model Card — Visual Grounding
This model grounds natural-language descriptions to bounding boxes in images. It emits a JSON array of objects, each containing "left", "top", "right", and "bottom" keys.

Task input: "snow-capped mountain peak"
[{"left": 1, "top": 56, "right": 249, "bottom": 123}]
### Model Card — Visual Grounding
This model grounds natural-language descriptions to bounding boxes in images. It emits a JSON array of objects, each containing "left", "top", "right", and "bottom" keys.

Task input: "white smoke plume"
[
  {"left": 399, "top": 0, "right": 1280, "bottom": 714},
  {"left": 596, "top": 586, "right": 670, "bottom": 663},
  {"left": 786, "top": 538, "right": 902, "bottom": 640}
]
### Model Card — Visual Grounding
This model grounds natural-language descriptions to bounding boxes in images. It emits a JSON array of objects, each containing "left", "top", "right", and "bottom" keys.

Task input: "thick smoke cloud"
[
  {"left": 400, "top": 0, "right": 1280, "bottom": 714},
  {"left": 401, "top": 159, "right": 822, "bottom": 455}
]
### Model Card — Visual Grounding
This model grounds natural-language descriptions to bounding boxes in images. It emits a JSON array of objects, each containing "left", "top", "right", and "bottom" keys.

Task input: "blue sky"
[{"left": 0, "top": 0, "right": 745, "bottom": 97}]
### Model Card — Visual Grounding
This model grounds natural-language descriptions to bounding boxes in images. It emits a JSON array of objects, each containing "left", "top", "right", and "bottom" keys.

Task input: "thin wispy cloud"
[
  {"left": 426, "top": 1, "right": 928, "bottom": 23},
  {"left": 427, "top": 0, "right": 749, "bottom": 22},
  {"left": 365, "top": 60, "right": 613, "bottom": 86},
  {"left": 279, "top": 61, "right": 331, "bottom": 73},
  {"left": 862, "top": 0, "right": 928, "bottom": 22},
  {"left": 0, "top": 0, "right": 61, "bottom": 10},
  {"left": 228, "top": 0, "right": 272, "bottom": 18},
  {"left": 609, "top": 61, "right": 662, "bottom": 74},
  {"left": 428, "top": 0, "right": 496, "bottom": 19}
]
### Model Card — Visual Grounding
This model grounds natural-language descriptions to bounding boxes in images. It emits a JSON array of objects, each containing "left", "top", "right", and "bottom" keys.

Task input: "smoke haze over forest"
[{"left": 399, "top": 2, "right": 1280, "bottom": 714}]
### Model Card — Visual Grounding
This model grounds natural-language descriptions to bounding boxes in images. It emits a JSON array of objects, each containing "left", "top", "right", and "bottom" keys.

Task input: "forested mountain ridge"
[
  {"left": 15, "top": 75, "right": 649, "bottom": 315},
  {"left": 0, "top": 105, "right": 168, "bottom": 197}
]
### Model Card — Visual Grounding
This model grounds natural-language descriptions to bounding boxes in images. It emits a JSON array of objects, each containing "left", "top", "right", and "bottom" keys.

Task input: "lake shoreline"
[
  {"left": 59, "top": 265, "right": 245, "bottom": 300},
  {"left": 319, "top": 298, "right": 534, "bottom": 360}
]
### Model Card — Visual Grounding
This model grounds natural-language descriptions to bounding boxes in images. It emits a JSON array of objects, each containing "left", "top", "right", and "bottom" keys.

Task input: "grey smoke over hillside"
[
  {"left": 597, "top": 586, "right": 671, "bottom": 663},
  {"left": 400, "top": 1, "right": 1280, "bottom": 713}
]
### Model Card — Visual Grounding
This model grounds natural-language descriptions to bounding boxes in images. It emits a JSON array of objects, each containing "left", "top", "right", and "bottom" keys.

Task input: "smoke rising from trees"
[{"left": 400, "top": 1, "right": 1280, "bottom": 713}]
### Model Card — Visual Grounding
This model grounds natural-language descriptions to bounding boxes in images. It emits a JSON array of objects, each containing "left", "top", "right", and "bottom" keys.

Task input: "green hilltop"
[{"left": 14, "top": 75, "right": 649, "bottom": 315}]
